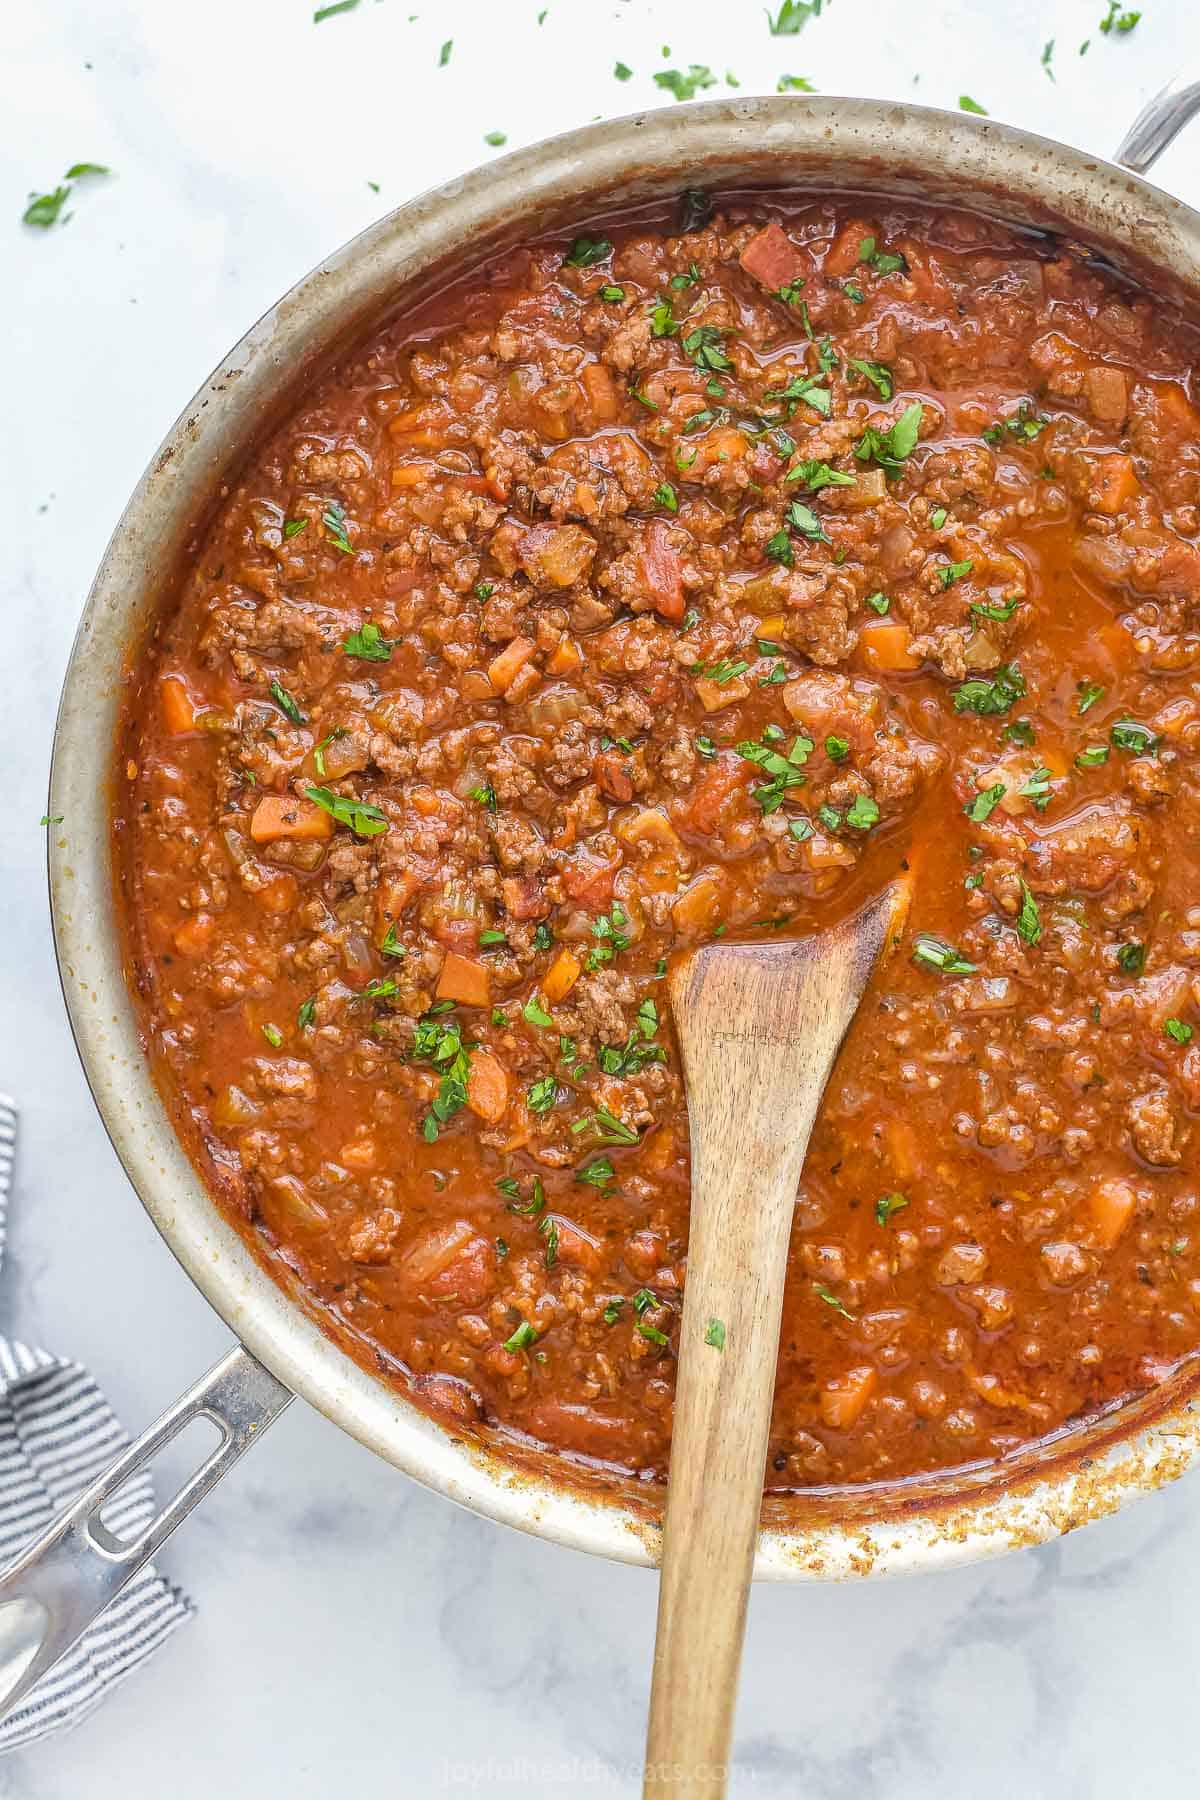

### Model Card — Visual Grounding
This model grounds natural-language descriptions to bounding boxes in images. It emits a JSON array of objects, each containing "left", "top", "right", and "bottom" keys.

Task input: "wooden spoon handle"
[{"left": 644, "top": 888, "right": 908, "bottom": 1799}]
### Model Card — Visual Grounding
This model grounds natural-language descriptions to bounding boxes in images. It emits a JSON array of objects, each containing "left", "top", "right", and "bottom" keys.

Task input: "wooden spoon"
[{"left": 643, "top": 880, "right": 911, "bottom": 1800}]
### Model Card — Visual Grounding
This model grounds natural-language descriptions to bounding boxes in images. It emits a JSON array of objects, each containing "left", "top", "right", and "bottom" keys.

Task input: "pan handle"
[
  {"left": 1115, "top": 74, "right": 1200, "bottom": 173},
  {"left": 0, "top": 1344, "right": 292, "bottom": 1722}
]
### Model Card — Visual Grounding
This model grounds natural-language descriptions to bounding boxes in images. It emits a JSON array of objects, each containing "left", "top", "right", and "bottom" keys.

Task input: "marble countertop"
[{"left": 3, "top": 0, "right": 1199, "bottom": 1792}]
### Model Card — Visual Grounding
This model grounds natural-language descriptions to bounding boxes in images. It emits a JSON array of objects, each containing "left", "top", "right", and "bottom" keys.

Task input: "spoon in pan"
[{"left": 643, "top": 878, "right": 911, "bottom": 1800}]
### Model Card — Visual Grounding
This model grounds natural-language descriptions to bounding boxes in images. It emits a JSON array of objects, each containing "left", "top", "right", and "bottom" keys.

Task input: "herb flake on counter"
[
  {"left": 704, "top": 1317, "right": 727, "bottom": 1351},
  {"left": 654, "top": 65, "right": 718, "bottom": 102},
  {"left": 777, "top": 74, "right": 817, "bottom": 91},
  {"left": 313, "top": 0, "right": 358, "bottom": 19},
  {"left": 23, "top": 159, "right": 111, "bottom": 229},
  {"left": 958, "top": 95, "right": 989, "bottom": 114},
  {"left": 41, "top": 814, "right": 64, "bottom": 827},
  {"left": 614, "top": 60, "right": 633, "bottom": 80},
  {"left": 1042, "top": 38, "right": 1056, "bottom": 78},
  {"left": 438, "top": 38, "right": 452, "bottom": 65},
  {"left": 1100, "top": 2, "right": 1141, "bottom": 31},
  {"left": 767, "top": 0, "right": 827, "bottom": 32},
  {"left": 483, "top": 131, "right": 508, "bottom": 148}
]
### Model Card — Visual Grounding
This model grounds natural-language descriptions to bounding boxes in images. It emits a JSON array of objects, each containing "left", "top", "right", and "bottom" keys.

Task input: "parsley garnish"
[
  {"left": 469, "top": 782, "right": 499, "bottom": 813},
  {"left": 380, "top": 924, "right": 406, "bottom": 959},
  {"left": 413, "top": 1012, "right": 473, "bottom": 1140},
  {"left": 845, "top": 792, "right": 879, "bottom": 830},
  {"left": 283, "top": 518, "right": 308, "bottom": 539},
  {"left": 1016, "top": 879, "right": 1042, "bottom": 946},
  {"left": 23, "top": 162, "right": 110, "bottom": 229},
  {"left": 1117, "top": 941, "right": 1146, "bottom": 974},
  {"left": 854, "top": 401, "right": 923, "bottom": 477},
  {"left": 298, "top": 996, "right": 317, "bottom": 1030},
  {"left": 532, "top": 922, "right": 554, "bottom": 951},
  {"left": 587, "top": 902, "right": 631, "bottom": 971},
  {"left": 952, "top": 662, "right": 1026, "bottom": 716},
  {"left": 971, "top": 597, "right": 1019, "bottom": 622},
  {"left": 965, "top": 783, "right": 1005, "bottom": 822},
  {"left": 343, "top": 621, "right": 392, "bottom": 661},
  {"left": 564, "top": 235, "right": 613, "bottom": 267},
  {"left": 654, "top": 482, "right": 679, "bottom": 512},
  {"left": 438, "top": 38, "right": 452, "bottom": 65},
  {"left": 614, "top": 60, "right": 633, "bottom": 80},
  {"left": 262, "top": 1023, "right": 283, "bottom": 1048},
  {"left": 814, "top": 1283, "right": 856, "bottom": 1321},
  {"left": 523, "top": 994, "right": 554, "bottom": 1028},
  {"left": 735, "top": 729, "right": 812, "bottom": 814},
  {"left": 763, "top": 374, "right": 830, "bottom": 418},
  {"left": 864, "top": 591, "right": 890, "bottom": 615},
  {"left": 1165, "top": 1018, "right": 1193, "bottom": 1045},
  {"left": 846, "top": 357, "right": 893, "bottom": 399},
  {"left": 785, "top": 460, "right": 856, "bottom": 491},
  {"left": 576, "top": 1156, "right": 616, "bottom": 1190},
  {"left": 1075, "top": 744, "right": 1109, "bottom": 769},
  {"left": 305, "top": 786, "right": 388, "bottom": 837},
  {"left": 858, "top": 235, "right": 908, "bottom": 276},
  {"left": 1076, "top": 680, "right": 1105, "bottom": 715},
  {"left": 503, "top": 1321, "right": 539, "bottom": 1353},
  {"left": 777, "top": 74, "right": 817, "bottom": 91},
  {"left": 1110, "top": 719, "right": 1160, "bottom": 755},
  {"left": 527, "top": 1075, "right": 558, "bottom": 1114},
  {"left": 982, "top": 401, "right": 1048, "bottom": 446},
  {"left": 912, "top": 933, "right": 976, "bottom": 975},
  {"left": 269, "top": 680, "right": 305, "bottom": 725},
  {"left": 875, "top": 1192, "right": 909, "bottom": 1226},
  {"left": 938, "top": 558, "right": 973, "bottom": 588},
  {"left": 322, "top": 501, "right": 354, "bottom": 556},
  {"left": 1100, "top": 2, "right": 1141, "bottom": 32}
]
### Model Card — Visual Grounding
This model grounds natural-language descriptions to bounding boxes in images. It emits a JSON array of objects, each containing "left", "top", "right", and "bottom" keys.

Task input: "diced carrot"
[
  {"left": 391, "top": 461, "right": 437, "bottom": 488},
  {"left": 824, "top": 217, "right": 877, "bottom": 278},
  {"left": 819, "top": 1366, "right": 878, "bottom": 1431},
  {"left": 1088, "top": 1178, "right": 1138, "bottom": 1249},
  {"left": 249, "top": 794, "right": 334, "bottom": 844},
  {"left": 436, "top": 952, "right": 491, "bottom": 1008},
  {"left": 738, "top": 221, "right": 806, "bottom": 291},
  {"left": 340, "top": 1135, "right": 378, "bottom": 1172},
  {"left": 466, "top": 1051, "right": 510, "bottom": 1123},
  {"left": 757, "top": 614, "right": 788, "bottom": 641},
  {"left": 859, "top": 620, "right": 922, "bottom": 673},
  {"left": 161, "top": 675, "right": 201, "bottom": 735},
  {"left": 545, "top": 634, "right": 583, "bottom": 677},
  {"left": 698, "top": 427, "right": 749, "bottom": 466},
  {"left": 1084, "top": 452, "right": 1138, "bottom": 516},
  {"left": 172, "top": 912, "right": 215, "bottom": 957},
  {"left": 671, "top": 874, "right": 723, "bottom": 933},
  {"left": 582, "top": 360, "right": 619, "bottom": 426},
  {"left": 256, "top": 873, "right": 299, "bottom": 915},
  {"left": 694, "top": 675, "right": 752, "bottom": 712},
  {"left": 409, "top": 785, "right": 442, "bottom": 818},
  {"left": 505, "top": 661, "right": 543, "bottom": 704},
  {"left": 487, "top": 636, "right": 538, "bottom": 693},
  {"left": 543, "top": 947, "right": 582, "bottom": 1004}
]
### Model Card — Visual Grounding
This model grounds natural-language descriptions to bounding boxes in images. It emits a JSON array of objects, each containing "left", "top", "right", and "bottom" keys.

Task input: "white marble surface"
[{"left": 3, "top": 0, "right": 1200, "bottom": 1792}]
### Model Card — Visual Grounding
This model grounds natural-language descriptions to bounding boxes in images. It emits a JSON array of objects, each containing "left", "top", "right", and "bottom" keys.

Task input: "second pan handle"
[
  {"left": 1114, "top": 74, "right": 1200, "bottom": 173},
  {"left": 0, "top": 1344, "right": 292, "bottom": 1723}
]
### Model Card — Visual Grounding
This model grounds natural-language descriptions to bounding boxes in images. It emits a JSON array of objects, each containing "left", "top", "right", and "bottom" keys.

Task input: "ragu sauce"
[{"left": 115, "top": 190, "right": 1200, "bottom": 1492}]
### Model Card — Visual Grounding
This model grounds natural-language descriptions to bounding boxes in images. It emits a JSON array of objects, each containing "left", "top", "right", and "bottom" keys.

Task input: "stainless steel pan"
[{"left": 7, "top": 83, "right": 1200, "bottom": 1720}]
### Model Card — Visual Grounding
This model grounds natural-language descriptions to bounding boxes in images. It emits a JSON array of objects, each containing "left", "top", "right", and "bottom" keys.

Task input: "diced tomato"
[
  {"left": 738, "top": 221, "right": 806, "bottom": 291},
  {"left": 639, "top": 520, "right": 685, "bottom": 623},
  {"left": 561, "top": 853, "right": 618, "bottom": 908}
]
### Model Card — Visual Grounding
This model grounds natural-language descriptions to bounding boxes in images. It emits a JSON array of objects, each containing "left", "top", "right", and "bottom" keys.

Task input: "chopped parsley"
[
  {"left": 576, "top": 1156, "right": 616, "bottom": 1190},
  {"left": 952, "top": 662, "right": 1027, "bottom": 717},
  {"left": 1016, "top": 879, "right": 1042, "bottom": 946},
  {"left": 1117, "top": 941, "right": 1146, "bottom": 975},
  {"left": 825, "top": 734, "right": 849, "bottom": 762},
  {"left": 297, "top": 996, "right": 317, "bottom": 1030},
  {"left": 503, "top": 1321, "right": 539, "bottom": 1353},
  {"left": 413, "top": 1012, "right": 473, "bottom": 1141},
  {"left": 343, "top": 621, "right": 392, "bottom": 661},
  {"left": 380, "top": 924, "right": 406, "bottom": 959},
  {"left": 1110, "top": 719, "right": 1160, "bottom": 755},
  {"left": 1076, "top": 680, "right": 1106, "bottom": 715},
  {"left": 1076, "top": 744, "right": 1109, "bottom": 769},
  {"left": 469, "top": 782, "right": 499, "bottom": 812},
  {"left": 1165, "top": 1018, "right": 1194, "bottom": 1045},
  {"left": 654, "top": 65, "right": 718, "bottom": 102},
  {"left": 875, "top": 1191, "right": 909, "bottom": 1226},
  {"left": 478, "top": 929, "right": 508, "bottom": 948},
  {"left": 704, "top": 1317, "right": 726, "bottom": 1351},
  {"left": 654, "top": 481, "right": 679, "bottom": 512},
  {"left": 854, "top": 401, "right": 924, "bottom": 477},
  {"left": 767, "top": 0, "right": 826, "bottom": 33},
  {"left": 587, "top": 902, "right": 631, "bottom": 971},
  {"left": 527, "top": 1075, "right": 558, "bottom": 1114},
  {"left": 912, "top": 933, "right": 976, "bottom": 975},
  {"left": 564, "top": 235, "right": 613, "bottom": 267},
  {"left": 283, "top": 517, "right": 308, "bottom": 539},
  {"left": 982, "top": 401, "right": 1048, "bottom": 445},
  {"left": 313, "top": 0, "right": 358, "bottom": 18},
  {"left": 938, "top": 558, "right": 974, "bottom": 588},
  {"left": 600, "top": 284, "right": 626, "bottom": 302},
  {"left": 845, "top": 792, "right": 879, "bottom": 830},
  {"left": 322, "top": 501, "right": 354, "bottom": 556},
  {"left": 965, "top": 782, "right": 1005, "bottom": 822},
  {"left": 864, "top": 591, "right": 890, "bottom": 615},
  {"left": 540, "top": 1216, "right": 559, "bottom": 1269},
  {"left": 523, "top": 994, "right": 554, "bottom": 1028},
  {"left": 857, "top": 235, "right": 908, "bottom": 276},
  {"left": 682, "top": 324, "right": 732, "bottom": 373},
  {"left": 261, "top": 1023, "right": 283, "bottom": 1048},
  {"left": 814, "top": 1283, "right": 856, "bottom": 1321},
  {"left": 930, "top": 506, "right": 948, "bottom": 529},
  {"left": 269, "top": 681, "right": 305, "bottom": 724},
  {"left": 846, "top": 357, "right": 893, "bottom": 399},
  {"left": 785, "top": 459, "right": 856, "bottom": 490},
  {"left": 532, "top": 923, "right": 554, "bottom": 951},
  {"left": 500, "top": 1174, "right": 546, "bottom": 1217},
  {"left": 305, "top": 786, "right": 388, "bottom": 837},
  {"left": 764, "top": 374, "right": 831, "bottom": 419},
  {"left": 735, "top": 728, "right": 812, "bottom": 814},
  {"left": 1019, "top": 766, "right": 1053, "bottom": 810},
  {"left": 971, "top": 597, "right": 1019, "bottom": 622},
  {"left": 438, "top": 38, "right": 452, "bottom": 65}
]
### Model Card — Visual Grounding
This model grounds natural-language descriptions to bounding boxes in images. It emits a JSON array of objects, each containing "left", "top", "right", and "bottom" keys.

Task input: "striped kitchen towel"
[{"left": 0, "top": 1097, "right": 192, "bottom": 1750}]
